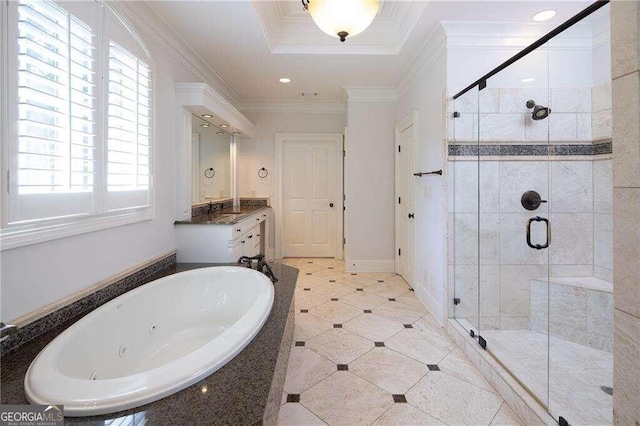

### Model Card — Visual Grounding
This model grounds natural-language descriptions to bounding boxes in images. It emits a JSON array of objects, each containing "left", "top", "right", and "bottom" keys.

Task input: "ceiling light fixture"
[
  {"left": 279, "top": 77, "right": 291, "bottom": 83},
  {"left": 202, "top": 114, "right": 213, "bottom": 118},
  {"left": 521, "top": 78, "right": 535, "bottom": 83},
  {"left": 532, "top": 10, "right": 556, "bottom": 22},
  {"left": 201, "top": 124, "right": 210, "bottom": 128},
  {"left": 302, "top": 0, "right": 380, "bottom": 43},
  {"left": 219, "top": 124, "right": 229, "bottom": 128}
]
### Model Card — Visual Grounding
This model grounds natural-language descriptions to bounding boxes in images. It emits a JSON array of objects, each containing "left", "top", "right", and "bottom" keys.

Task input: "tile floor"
[
  {"left": 482, "top": 329, "right": 613, "bottom": 426},
  {"left": 276, "top": 258, "right": 524, "bottom": 426}
]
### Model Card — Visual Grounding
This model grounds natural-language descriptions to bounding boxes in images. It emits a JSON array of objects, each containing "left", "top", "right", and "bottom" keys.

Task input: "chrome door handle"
[{"left": 526, "top": 216, "right": 550, "bottom": 250}]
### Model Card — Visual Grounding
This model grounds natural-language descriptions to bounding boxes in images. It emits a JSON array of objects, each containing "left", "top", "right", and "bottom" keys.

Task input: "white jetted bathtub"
[{"left": 25, "top": 266, "right": 274, "bottom": 417}]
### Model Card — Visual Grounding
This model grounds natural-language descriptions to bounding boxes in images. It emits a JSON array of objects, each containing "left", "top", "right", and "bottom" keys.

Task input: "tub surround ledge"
[{"left": 1, "top": 262, "right": 297, "bottom": 426}]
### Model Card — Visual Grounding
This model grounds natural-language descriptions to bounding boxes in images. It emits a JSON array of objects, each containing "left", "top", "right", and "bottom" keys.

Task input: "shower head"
[{"left": 526, "top": 99, "right": 551, "bottom": 121}]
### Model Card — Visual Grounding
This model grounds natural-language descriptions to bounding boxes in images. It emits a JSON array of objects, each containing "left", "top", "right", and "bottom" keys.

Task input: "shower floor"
[{"left": 481, "top": 329, "right": 612, "bottom": 426}]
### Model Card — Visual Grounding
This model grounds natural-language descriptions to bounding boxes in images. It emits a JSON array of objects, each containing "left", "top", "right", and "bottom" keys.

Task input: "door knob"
[
  {"left": 329, "top": 203, "right": 334, "bottom": 208},
  {"left": 408, "top": 213, "right": 415, "bottom": 219}
]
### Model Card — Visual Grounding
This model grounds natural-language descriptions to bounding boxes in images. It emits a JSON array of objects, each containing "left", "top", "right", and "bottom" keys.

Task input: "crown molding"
[
  {"left": 344, "top": 87, "right": 398, "bottom": 103},
  {"left": 239, "top": 99, "right": 346, "bottom": 114},
  {"left": 114, "top": 1, "right": 241, "bottom": 107},
  {"left": 175, "top": 83, "right": 255, "bottom": 137},
  {"left": 394, "top": 24, "right": 447, "bottom": 98}
]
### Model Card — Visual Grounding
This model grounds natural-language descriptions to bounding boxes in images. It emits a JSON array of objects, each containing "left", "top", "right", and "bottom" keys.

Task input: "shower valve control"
[{"left": 521, "top": 190, "right": 547, "bottom": 211}]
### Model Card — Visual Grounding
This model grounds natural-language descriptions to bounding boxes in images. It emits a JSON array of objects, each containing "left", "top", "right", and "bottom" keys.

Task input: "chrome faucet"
[{"left": 1, "top": 322, "right": 17, "bottom": 342}]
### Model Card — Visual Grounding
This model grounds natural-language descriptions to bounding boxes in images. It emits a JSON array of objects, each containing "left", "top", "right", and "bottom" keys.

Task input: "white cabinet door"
[
  {"left": 398, "top": 124, "right": 415, "bottom": 287},
  {"left": 282, "top": 140, "right": 337, "bottom": 257}
]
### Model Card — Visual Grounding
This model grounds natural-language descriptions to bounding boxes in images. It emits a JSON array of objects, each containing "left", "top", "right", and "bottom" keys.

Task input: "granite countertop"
[
  {"left": 175, "top": 206, "right": 270, "bottom": 226},
  {"left": 0, "top": 262, "right": 297, "bottom": 426}
]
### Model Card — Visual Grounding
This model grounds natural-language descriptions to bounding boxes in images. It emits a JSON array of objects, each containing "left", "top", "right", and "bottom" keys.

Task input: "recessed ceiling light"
[
  {"left": 533, "top": 10, "right": 556, "bottom": 22},
  {"left": 278, "top": 77, "right": 291, "bottom": 84},
  {"left": 233, "top": 131, "right": 241, "bottom": 135},
  {"left": 201, "top": 124, "right": 210, "bottom": 128},
  {"left": 521, "top": 78, "right": 535, "bottom": 83},
  {"left": 220, "top": 124, "right": 229, "bottom": 128},
  {"left": 202, "top": 114, "right": 213, "bottom": 118},
  {"left": 216, "top": 131, "right": 225, "bottom": 135}
]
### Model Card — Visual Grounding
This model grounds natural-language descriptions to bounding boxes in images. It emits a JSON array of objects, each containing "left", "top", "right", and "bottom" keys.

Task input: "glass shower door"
[{"left": 476, "top": 44, "right": 552, "bottom": 411}]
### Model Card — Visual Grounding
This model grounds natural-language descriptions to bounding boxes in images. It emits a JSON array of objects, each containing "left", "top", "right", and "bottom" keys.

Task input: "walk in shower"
[{"left": 449, "top": 2, "right": 613, "bottom": 424}]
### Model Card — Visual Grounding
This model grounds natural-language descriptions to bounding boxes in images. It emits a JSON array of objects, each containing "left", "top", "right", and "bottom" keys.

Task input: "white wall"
[
  {"left": 0, "top": 3, "right": 211, "bottom": 322},
  {"left": 236, "top": 110, "right": 346, "bottom": 252},
  {"left": 344, "top": 99, "right": 397, "bottom": 272},
  {"left": 395, "top": 26, "right": 448, "bottom": 324}
]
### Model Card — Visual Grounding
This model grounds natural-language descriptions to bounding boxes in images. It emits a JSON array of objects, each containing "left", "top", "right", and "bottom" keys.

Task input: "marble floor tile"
[
  {"left": 438, "top": 348, "right": 498, "bottom": 394},
  {"left": 350, "top": 347, "right": 429, "bottom": 394},
  {"left": 386, "top": 329, "right": 455, "bottom": 365},
  {"left": 297, "top": 263, "right": 331, "bottom": 274},
  {"left": 312, "top": 282, "right": 356, "bottom": 298},
  {"left": 343, "top": 313, "right": 404, "bottom": 342},
  {"left": 306, "top": 328, "right": 374, "bottom": 364},
  {"left": 358, "top": 272, "right": 399, "bottom": 281},
  {"left": 309, "top": 301, "right": 363, "bottom": 324},
  {"left": 340, "top": 291, "right": 388, "bottom": 310},
  {"left": 294, "top": 313, "right": 333, "bottom": 341},
  {"left": 277, "top": 403, "right": 327, "bottom": 426},
  {"left": 363, "top": 281, "right": 410, "bottom": 298},
  {"left": 413, "top": 315, "right": 451, "bottom": 340},
  {"left": 296, "top": 275, "right": 331, "bottom": 288},
  {"left": 373, "top": 301, "right": 426, "bottom": 324},
  {"left": 396, "top": 292, "right": 424, "bottom": 309},
  {"left": 335, "top": 274, "right": 378, "bottom": 289},
  {"left": 294, "top": 290, "right": 331, "bottom": 310},
  {"left": 312, "top": 269, "right": 351, "bottom": 280},
  {"left": 406, "top": 372, "right": 503, "bottom": 426},
  {"left": 490, "top": 402, "right": 524, "bottom": 425},
  {"left": 371, "top": 404, "right": 446, "bottom": 426},
  {"left": 382, "top": 275, "right": 411, "bottom": 287},
  {"left": 284, "top": 347, "right": 336, "bottom": 394},
  {"left": 301, "top": 371, "right": 393, "bottom": 426}
]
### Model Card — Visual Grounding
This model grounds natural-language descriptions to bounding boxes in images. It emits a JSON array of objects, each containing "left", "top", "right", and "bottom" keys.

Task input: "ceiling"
[{"left": 147, "top": 0, "right": 594, "bottom": 104}]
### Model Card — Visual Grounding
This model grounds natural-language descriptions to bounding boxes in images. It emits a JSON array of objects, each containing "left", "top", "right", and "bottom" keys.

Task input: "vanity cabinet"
[{"left": 176, "top": 208, "right": 271, "bottom": 263}]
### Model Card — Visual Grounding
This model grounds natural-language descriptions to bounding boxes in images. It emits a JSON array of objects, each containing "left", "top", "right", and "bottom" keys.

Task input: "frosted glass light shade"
[{"left": 307, "top": 0, "right": 380, "bottom": 42}]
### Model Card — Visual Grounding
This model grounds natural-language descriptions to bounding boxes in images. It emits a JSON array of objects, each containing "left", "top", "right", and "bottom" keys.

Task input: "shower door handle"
[{"left": 526, "top": 216, "right": 550, "bottom": 250}]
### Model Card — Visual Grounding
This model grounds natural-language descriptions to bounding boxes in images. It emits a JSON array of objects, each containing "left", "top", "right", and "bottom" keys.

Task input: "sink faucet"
[
  {"left": 1, "top": 322, "right": 17, "bottom": 343},
  {"left": 207, "top": 201, "right": 219, "bottom": 217}
]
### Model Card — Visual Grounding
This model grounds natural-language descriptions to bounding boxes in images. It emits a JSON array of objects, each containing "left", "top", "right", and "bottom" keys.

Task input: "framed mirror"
[{"left": 191, "top": 115, "right": 232, "bottom": 203}]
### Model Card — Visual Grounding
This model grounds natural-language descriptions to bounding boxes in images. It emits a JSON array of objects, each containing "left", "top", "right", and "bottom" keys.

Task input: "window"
[{"left": 1, "top": 0, "right": 153, "bottom": 249}]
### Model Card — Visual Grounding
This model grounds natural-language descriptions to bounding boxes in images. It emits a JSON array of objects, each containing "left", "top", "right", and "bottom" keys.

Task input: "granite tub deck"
[{"left": 1, "top": 263, "right": 297, "bottom": 426}]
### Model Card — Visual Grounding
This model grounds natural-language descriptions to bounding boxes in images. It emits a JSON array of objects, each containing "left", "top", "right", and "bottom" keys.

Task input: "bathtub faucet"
[{"left": 237, "top": 255, "right": 278, "bottom": 283}]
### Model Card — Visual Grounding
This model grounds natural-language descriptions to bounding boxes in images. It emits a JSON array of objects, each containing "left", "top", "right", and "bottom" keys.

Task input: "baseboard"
[
  {"left": 345, "top": 259, "right": 395, "bottom": 273},
  {"left": 414, "top": 283, "right": 444, "bottom": 326}
]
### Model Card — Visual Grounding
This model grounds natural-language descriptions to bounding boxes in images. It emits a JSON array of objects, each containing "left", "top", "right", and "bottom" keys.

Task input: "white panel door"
[
  {"left": 283, "top": 141, "right": 337, "bottom": 257},
  {"left": 398, "top": 125, "right": 415, "bottom": 286}
]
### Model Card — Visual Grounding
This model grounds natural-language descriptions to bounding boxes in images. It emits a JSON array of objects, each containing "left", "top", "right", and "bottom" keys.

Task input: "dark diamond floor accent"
[
  {"left": 427, "top": 364, "right": 440, "bottom": 371},
  {"left": 378, "top": 280, "right": 385, "bottom": 283},
  {"left": 329, "top": 280, "right": 336, "bottom": 283},
  {"left": 388, "top": 298, "right": 396, "bottom": 301},
  {"left": 337, "top": 364, "right": 348, "bottom": 371},
  {"left": 393, "top": 395, "right": 407, "bottom": 403},
  {"left": 374, "top": 342, "right": 385, "bottom": 347},
  {"left": 351, "top": 273, "right": 357, "bottom": 275},
  {"left": 308, "top": 261, "right": 313, "bottom": 264},
  {"left": 403, "top": 324, "right": 413, "bottom": 328},
  {"left": 287, "top": 394, "right": 300, "bottom": 403},
  {"left": 300, "top": 309, "right": 309, "bottom": 313},
  {"left": 364, "top": 310, "right": 372, "bottom": 313},
  {"left": 331, "top": 298, "right": 339, "bottom": 301},
  {"left": 295, "top": 341, "right": 305, "bottom": 347},
  {"left": 328, "top": 267, "right": 334, "bottom": 269},
  {"left": 356, "top": 288, "right": 364, "bottom": 291},
  {"left": 333, "top": 324, "right": 342, "bottom": 328},
  {"left": 306, "top": 273, "right": 312, "bottom": 275},
  {"left": 303, "top": 288, "right": 311, "bottom": 291}
]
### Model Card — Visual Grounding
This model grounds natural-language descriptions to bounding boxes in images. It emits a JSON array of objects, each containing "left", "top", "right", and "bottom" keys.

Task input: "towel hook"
[
  {"left": 204, "top": 168, "right": 215, "bottom": 179},
  {"left": 258, "top": 167, "right": 269, "bottom": 178}
]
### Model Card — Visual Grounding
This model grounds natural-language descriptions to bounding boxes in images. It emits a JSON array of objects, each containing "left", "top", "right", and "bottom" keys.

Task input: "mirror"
[{"left": 191, "top": 115, "right": 232, "bottom": 203}]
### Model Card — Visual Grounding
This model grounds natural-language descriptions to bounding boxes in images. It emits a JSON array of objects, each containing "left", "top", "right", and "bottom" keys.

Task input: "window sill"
[{"left": 1, "top": 208, "right": 153, "bottom": 251}]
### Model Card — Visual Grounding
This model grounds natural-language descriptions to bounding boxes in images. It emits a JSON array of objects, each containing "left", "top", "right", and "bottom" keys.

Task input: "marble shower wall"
[{"left": 448, "top": 83, "right": 613, "bottom": 331}]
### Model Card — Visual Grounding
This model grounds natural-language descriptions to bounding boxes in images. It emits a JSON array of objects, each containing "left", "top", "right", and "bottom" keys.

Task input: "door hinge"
[
  {"left": 343, "top": 194, "right": 346, "bottom": 201},
  {"left": 398, "top": 197, "right": 401, "bottom": 204},
  {"left": 479, "top": 335, "right": 487, "bottom": 350},
  {"left": 398, "top": 248, "right": 401, "bottom": 256},
  {"left": 398, "top": 145, "right": 401, "bottom": 153},
  {"left": 453, "top": 298, "right": 460, "bottom": 305},
  {"left": 343, "top": 150, "right": 346, "bottom": 158},
  {"left": 343, "top": 237, "right": 346, "bottom": 245}
]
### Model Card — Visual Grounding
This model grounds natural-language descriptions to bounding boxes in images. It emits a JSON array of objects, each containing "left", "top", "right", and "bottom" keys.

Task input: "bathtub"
[{"left": 24, "top": 266, "right": 274, "bottom": 417}]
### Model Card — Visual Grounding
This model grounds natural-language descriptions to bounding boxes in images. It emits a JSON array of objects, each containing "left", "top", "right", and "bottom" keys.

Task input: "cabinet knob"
[
  {"left": 256, "top": 218, "right": 260, "bottom": 221},
  {"left": 241, "top": 240, "right": 245, "bottom": 244},
  {"left": 248, "top": 235, "right": 253, "bottom": 239},
  {"left": 263, "top": 214, "right": 266, "bottom": 217},
  {"left": 237, "top": 229, "right": 241, "bottom": 232}
]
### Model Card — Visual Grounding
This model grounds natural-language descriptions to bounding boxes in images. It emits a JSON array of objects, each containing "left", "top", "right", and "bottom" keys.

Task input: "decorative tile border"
[
  {"left": 449, "top": 140, "right": 612, "bottom": 157},
  {"left": 0, "top": 253, "right": 177, "bottom": 356}
]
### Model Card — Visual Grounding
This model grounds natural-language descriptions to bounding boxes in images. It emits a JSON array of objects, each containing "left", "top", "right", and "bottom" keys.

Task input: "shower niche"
[{"left": 448, "top": 3, "right": 613, "bottom": 425}]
